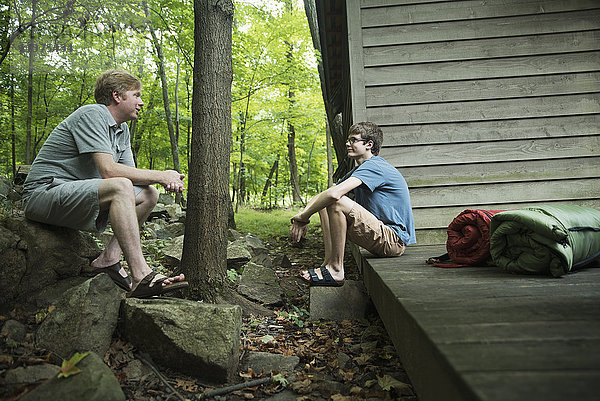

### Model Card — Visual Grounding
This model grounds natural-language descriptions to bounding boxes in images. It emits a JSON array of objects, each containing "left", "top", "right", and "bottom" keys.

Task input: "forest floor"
[{"left": 0, "top": 225, "right": 418, "bottom": 401}]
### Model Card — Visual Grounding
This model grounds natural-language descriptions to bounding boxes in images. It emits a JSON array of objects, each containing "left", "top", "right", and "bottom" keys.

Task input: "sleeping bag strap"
[{"left": 426, "top": 253, "right": 469, "bottom": 268}]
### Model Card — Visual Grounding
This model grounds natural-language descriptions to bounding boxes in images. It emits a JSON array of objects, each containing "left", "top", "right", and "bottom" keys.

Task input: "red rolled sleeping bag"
[{"left": 445, "top": 209, "right": 505, "bottom": 265}]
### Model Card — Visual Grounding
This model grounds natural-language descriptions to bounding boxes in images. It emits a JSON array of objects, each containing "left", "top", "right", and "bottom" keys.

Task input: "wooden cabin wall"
[{"left": 347, "top": 0, "right": 600, "bottom": 244}]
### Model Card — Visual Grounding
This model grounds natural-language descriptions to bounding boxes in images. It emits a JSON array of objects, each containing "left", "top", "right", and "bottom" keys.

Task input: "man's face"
[
  {"left": 116, "top": 88, "right": 144, "bottom": 121},
  {"left": 346, "top": 134, "right": 370, "bottom": 159}
]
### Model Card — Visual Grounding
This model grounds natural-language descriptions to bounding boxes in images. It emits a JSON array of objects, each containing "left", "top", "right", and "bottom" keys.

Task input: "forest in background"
[{"left": 0, "top": 0, "right": 328, "bottom": 208}]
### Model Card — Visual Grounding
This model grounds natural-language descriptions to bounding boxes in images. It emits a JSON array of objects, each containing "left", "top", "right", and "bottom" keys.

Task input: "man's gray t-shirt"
[{"left": 23, "top": 104, "right": 135, "bottom": 197}]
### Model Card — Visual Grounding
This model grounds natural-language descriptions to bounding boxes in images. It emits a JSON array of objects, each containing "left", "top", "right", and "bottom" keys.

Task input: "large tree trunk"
[{"left": 182, "top": 0, "right": 233, "bottom": 302}]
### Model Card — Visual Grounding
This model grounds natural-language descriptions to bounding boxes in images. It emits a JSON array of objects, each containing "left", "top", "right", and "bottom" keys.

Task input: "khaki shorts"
[
  {"left": 24, "top": 178, "right": 144, "bottom": 233},
  {"left": 346, "top": 202, "right": 406, "bottom": 257}
]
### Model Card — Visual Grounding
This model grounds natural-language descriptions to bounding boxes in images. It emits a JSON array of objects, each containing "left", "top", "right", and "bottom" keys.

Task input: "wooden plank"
[
  {"left": 361, "top": 0, "right": 441, "bottom": 7},
  {"left": 363, "top": 30, "right": 600, "bottom": 67},
  {"left": 362, "top": 9, "right": 600, "bottom": 46},
  {"left": 463, "top": 371, "right": 600, "bottom": 401},
  {"left": 439, "top": 341, "right": 600, "bottom": 370},
  {"left": 412, "top": 199, "right": 600, "bottom": 229},
  {"left": 425, "top": 321, "right": 600, "bottom": 344},
  {"left": 381, "top": 135, "right": 600, "bottom": 167},
  {"left": 366, "top": 72, "right": 600, "bottom": 107},
  {"left": 367, "top": 93, "right": 600, "bottom": 125},
  {"left": 364, "top": 51, "right": 600, "bottom": 86},
  {"left": 361, "top": 0, "right": 599, "bottom": 28},
  {"left": 408, "top": 178, "right": 600, "bottom": 207},
  {"left": 380, "top": 115, "right": 600, "bottom": 147},
  {"left": 398, "top": 157, "right": 600, "bottom": 187}
]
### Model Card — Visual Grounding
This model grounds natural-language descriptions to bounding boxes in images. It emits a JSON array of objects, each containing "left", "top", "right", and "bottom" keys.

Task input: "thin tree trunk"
[
  {"left": 143, "top": 1, "right": 181, "bottom": 178},
  {"left": 25, "top": 0, "right": 37, "bottom": 164},
  {"left": 182, "top": 0, "right": 234, "bottom": 302},
  {"left": 262, "top": 155, "right": 279, "bottom": 204}
]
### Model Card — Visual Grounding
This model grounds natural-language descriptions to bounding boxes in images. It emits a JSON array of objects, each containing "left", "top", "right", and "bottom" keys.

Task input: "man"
[
  {"left": 23, "top": 69, "right": 188, "bottom": 298},
  {"left": 290, "top": 121, "right": 415, "bottom": 286}
]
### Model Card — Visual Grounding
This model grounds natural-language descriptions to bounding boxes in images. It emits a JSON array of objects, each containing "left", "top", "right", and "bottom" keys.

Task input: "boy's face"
[{"left": 346, "top": 134, "right": 371, "bottom": 159}]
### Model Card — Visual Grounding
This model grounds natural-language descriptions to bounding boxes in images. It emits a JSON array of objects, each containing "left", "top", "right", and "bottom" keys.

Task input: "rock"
[
  {"left": 244, "top": 234, "right": 273, "bottom": 268},
  {"left": 36, "top": 274, "right": 123, "bottom": 358},
  {"left": 158, "top": 193, "right": 175, "bottom": 205},
  {"left": 156, "top": 222, "right": 185, "bottom": 239},
  {"left": 227, "top": 240, "right": 251, "bottom": 269},
  {"left": 309, "top": 280, "right": 372, "bottom": 321},
  {"left": 228, "top": 228, "right": 244, "bottom": 241},
  {"left": 119, "top": 298, "right": 242, "bottom": 383},
  {"left": 121, "top": 359, "right": 153, "bottom": 381},
  {"left": 20, "top": 352, "right": 125, "bottom": 401},
  {"left": 237, "top": 262, "right": 283, "bottom": 306},
  {"left": 31, "top": 277, "right": 88, "bottom": 308},
  {"left": 164, "top": 203, "right": 182, "bottom": 220},
  {"left": 241, "top": 351, "right": 299, "bottom": 374},
  {"left": 272, "top": 254, "right": 292, "bottom": 269},
  {"left": 162, "top": 235, "right": 184, "bottom": 265},
  {"left": 148, "top": 204, "right": 169, "bottom": 220},
  {"left": 4, "top": 363, "right": 61, "bottom": 384},
  {"left": 1, "top": 319, "right": 27, "bottom": 342},
  {"left": 0, "top": 217, "right": 100, "bottom": 311},
  {"left": 264, "top": 389, "right": 298, "bottom": 401}
]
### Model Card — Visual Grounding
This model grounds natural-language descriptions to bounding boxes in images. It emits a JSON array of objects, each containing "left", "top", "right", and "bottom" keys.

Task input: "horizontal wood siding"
[{"left": 350, "top": 0, "right": 600, "bottom": 244}]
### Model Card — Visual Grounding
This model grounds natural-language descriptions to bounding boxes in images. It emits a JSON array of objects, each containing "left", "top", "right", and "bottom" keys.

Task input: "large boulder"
[
  {"left": 0, "top": 217, "right": 100, "bottom": 311},
  {"left": 20, "top": 352, "right": 125, "bottom": 401},
  {"left": 119, "top": 298, "right": 242, "bottom": 383},
  {"left": 36, "top": 274, "right": 123, "bottom": 358}
]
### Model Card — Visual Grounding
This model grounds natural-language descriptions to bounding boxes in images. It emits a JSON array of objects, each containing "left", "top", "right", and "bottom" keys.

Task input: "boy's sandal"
[
  {"left": 305, "top": 266, "right": 344, "bottom": 287},
  {"left": 128, "top": 271, "right": 189, "bottom": 298}
]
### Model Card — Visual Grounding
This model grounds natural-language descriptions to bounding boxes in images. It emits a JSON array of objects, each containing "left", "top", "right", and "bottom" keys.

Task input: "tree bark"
[{"left": 182, "top": 0, "right": 233, "bottom": 302}]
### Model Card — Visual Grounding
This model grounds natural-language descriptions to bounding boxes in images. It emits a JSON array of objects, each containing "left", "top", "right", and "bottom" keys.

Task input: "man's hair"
[
  {"left": 94, "top": 69, "right": 141, "bottom": 106},
  {"left": 349, "top": 121, "right": 383, "bottom": 155}
]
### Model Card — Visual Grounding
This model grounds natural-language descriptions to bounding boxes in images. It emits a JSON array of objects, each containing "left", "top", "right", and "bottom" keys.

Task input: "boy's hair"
[
  {"left": 349, "top": 121, "right": 383, "bottom": 155},
  {"left": 94, "top": 69, "right": 141, "bottom": 106}
]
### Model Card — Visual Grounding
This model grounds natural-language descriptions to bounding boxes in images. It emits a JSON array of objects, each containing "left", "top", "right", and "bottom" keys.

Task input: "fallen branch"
[
  {"left": 135, "top": 353, "right": 186, "bottom": 401},
  {"left": 200, "top": 377, "right": 271, "bottom": 399}
]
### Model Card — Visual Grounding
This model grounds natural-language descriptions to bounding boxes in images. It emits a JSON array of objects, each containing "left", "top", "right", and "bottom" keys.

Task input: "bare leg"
[
  {"left": 96, "top": 178, "right": 184, "bottom": 288},
  {"left": 303, "top": 196, "right": 354, "bottom": 282},
  {"left": 91, "top": 185, "right": 158, "bottom": 269}
]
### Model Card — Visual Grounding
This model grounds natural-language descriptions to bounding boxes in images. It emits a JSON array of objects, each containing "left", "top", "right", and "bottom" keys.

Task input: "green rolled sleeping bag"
[{"left": 489, "top": 204, "right": 600, "bottom": 277}]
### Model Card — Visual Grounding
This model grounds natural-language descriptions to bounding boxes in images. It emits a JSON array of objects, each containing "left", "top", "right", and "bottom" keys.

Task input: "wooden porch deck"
[{"left": 351, "top": 244, "right": 600, "bottom": 401}]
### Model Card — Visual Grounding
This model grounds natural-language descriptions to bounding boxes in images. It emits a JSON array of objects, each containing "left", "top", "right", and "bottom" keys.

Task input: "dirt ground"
[{"left": 0, "top": 226, "right": 418, "bottom": 401}]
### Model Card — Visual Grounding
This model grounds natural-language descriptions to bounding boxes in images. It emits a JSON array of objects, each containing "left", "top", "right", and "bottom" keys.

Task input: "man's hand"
[
  {"left": 289, "top": 215, "right": 309, "bottom": 243},
  {"left": 163, "top": 170, "right": 185, "bottom": 193}
]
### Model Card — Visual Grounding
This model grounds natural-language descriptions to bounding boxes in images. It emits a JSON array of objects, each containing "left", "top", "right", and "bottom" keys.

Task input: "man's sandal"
[
  {"left": 128, "top": 271, "right": 189, "bottom": 298},
  {"left": 83, "top": 262, "right": 132, "bottom": 291},
  {"left": 305, "top": 266, "right": 344, "bottom": 287}
]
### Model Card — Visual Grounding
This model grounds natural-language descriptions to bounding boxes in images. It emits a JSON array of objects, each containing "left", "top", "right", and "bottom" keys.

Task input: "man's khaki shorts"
[{"left": 346, "top": 202, "right": 406, "bottom": 257}]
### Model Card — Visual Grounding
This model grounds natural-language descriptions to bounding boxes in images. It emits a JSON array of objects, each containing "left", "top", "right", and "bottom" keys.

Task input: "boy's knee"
[{"left": 141, "top": 185, "right": 159, "bottom": 206}]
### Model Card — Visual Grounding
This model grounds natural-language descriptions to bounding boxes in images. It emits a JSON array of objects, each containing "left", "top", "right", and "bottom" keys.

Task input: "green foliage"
[
  {"left": 279, "top": 305, "right": 309, "bottom": 328},
  {"left": 1, "top": 0, "right": 329, "bottom": 207},
  {"left": 226, "top": 268, "right": 239, "bottom": 283},
  {"left": 58, "top": 352, "right": 89, "bottom": 379},
  {"left": 234, "top": 206, "right": 300, "bottom": 241}
]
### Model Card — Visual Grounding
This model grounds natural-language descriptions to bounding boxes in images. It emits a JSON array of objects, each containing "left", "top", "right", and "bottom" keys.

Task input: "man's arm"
[
  {"left": 289, "top": 177, "right": 362, "bottom": 242},
  {"left": 92, "top": 152, "right": 185, "bottom": 193}
]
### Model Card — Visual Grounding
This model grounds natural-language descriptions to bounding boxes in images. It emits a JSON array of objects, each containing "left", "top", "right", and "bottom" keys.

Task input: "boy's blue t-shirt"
[{"left": 339, "top": 156, "right": 416, "bottom": 245}]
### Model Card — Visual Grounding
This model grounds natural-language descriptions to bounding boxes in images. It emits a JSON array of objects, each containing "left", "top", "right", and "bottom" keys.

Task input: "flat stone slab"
[{"left": 309, "top": 280, "right": 372, "bottom": 321}]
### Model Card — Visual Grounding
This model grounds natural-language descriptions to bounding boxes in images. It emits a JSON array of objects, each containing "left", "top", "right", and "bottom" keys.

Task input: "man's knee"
[
  {"left": 99, "top": 177, "right": 135, "bottom": 204},
  {"left": 138, "top": 185, "right": 159, "bottom": 207}
]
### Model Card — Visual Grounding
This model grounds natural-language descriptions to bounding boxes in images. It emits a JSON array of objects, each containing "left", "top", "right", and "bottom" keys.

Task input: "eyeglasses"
[{"left": 346, "top": 137, "right": 369, "bottom": 145}]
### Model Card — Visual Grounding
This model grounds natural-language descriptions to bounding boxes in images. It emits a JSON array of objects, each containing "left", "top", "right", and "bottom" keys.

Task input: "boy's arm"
[{"left": 289, "top": 177, "right": 362, "bottom": 242}]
